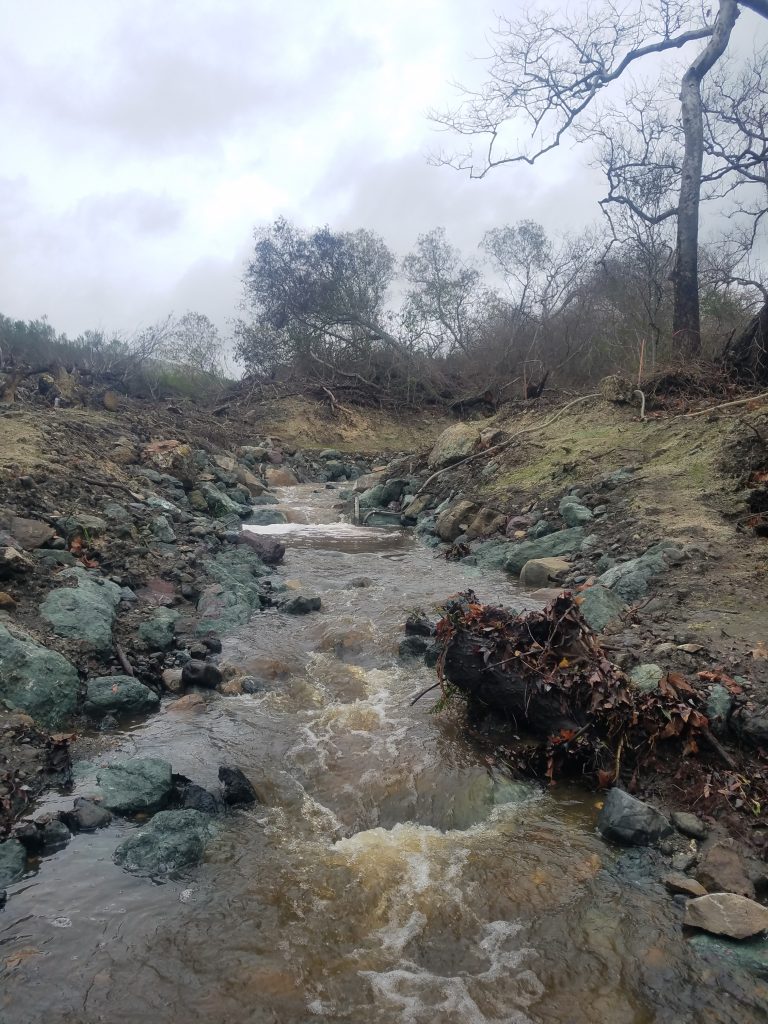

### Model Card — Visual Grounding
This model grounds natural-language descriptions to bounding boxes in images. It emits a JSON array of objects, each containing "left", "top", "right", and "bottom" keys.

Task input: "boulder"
[
  {"left": 695, "top": 841, "right": 755, "bottom": 898},
  {"left": 0, "top": 624, "right": 79, "bottom": 727},
  {"left": 40, "top": 568, "right": 122, "bottom": 653},
  {"left": 113, "top": 809, "right": 215, "bottom": 878},
  {"left": 238, "top": 445, "right": 267, "bottom": 461},
  {"left": 684, "top": 893, "right": 768, "bottom": 940},
  {"left": 519, "top": 556, "right": 571, "bottom": 589},
  {"left": 2, "top": 514, "right": 55, "bottom": 550},
  {"left": 138, "top": 607, "right": 180, "bottom": 651},
  {"left": 219, "top": 765, "right": 258, "bottom": 805},
  {"left": 671, "top": 811, "right": 708, "bottom": 841},
  {"left": 235, "top": 466, "right": 266, "bottom": 495},
  {"left": 265, "top": 467, "right": 299, "bottom": 487},
  {"left": 403, "top": 493, "right": 435, "bottom": 518},
  {"left": 465, "top": 507, "right": 507, "bottom": 539},
  {"left": 598, "top": 542, "right": 684, "bottom": 602},
  {"left": 504, "top": 528, "right": 586, "bottom": 576},
  {"left": 463, "top": 540, "right": 517, "bottom": 571},
  {"left": 199, "top": 483, "right": 250, "bottom": 519},
  {"left": 577, "top": 585, "right": 626, "bottom": 632},
  {"left": 246, "top": 508, "right": 288, "bottom": 527},
  {"left": 235, "top": 531, "right": 285, "bottom": 564},
  {"left": 181, "top": 783, "right": 222, "bottom": 814},
  {"left": 97, "top": 758, "right": 174, "bottom": 815},
  {"left": 597, "top": 788, "right": 672, "bottom": 846},
  {"left": 358, "top": 479, "right": 408, "bottom": 509},
  {"left": 0, "top": 839, "right": 26, "bottom": 887},
  {"left": 84, "top": 675, "right": 160, "bottom": 717},
  {"left": 427, "top": 423, "right": 480, "bottom": 469},
  {"left": 436, "top": 500, "right": 479, "bottom": 543}
]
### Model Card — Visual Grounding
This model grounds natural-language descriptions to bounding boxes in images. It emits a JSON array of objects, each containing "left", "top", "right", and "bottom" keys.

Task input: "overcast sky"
[{"left": 0, "top": 1, "right": 764, "bottom": 342}]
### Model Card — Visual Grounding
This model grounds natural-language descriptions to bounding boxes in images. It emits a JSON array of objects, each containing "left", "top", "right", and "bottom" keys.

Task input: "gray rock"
[
  {"left": 0, "top": 546, "right": 33, "bottom": 578},
  {"left": 0, "top": 839, "right": 26, "bottom": 886},
  {"left": 436, "top": 500, "right": 479, "bottom": 543},
  {"left": 113, "top": 809, "right": 215, "bottom": 878},
  {"left": 731, "top": 705, "right": 768, "bottom": 750},
  {"left": 684, "top": 893, "right": 768, "bottom": 939},
  {"left": 0, "top": 624, "right": 79, "bottom": 727},
  {"left": 138, "top": 607, "right": 180, "bottom": 651},
  {"left": 181, "top": 784, "right": 222, "bottom": 814},
  {"left": 597, "top": 788, "right": 672, "bottom": 846},
  {"left": 150, "top": 514, "right": 176, "bottom": 543},
  {"left": 671, "top": 811, "right": 708, "bottom": 841},
  {"left": 463, "top": 540, "right": 516, "bottom": 571},
  {"left": 559, "top": 496, "right": 594, "bottom": 526},
  {"left": 246, "top": 508, "right": 288, "bottom": 527},
  {"left": 695, "top": 840, "right": 755, "bottom": 898},
  {"left": 97, "top": 758, "right": 173, "bottom": 815},
  {"left": 41, "top": 818, "right": 71, "bottom": 850},
  {"left": 504, "top": 528, "right": 585, "bottom": 576},
  {"left": 199, "top": 482, "right": 251, "bottom": 519},
  {"left": 219, "top": 765, "right": 258, "bottom": 805},
  {"left": 181, "top": 661, "right": 223, "bottom": 688},
  {"left": 249, "top": 493, "right": 280, "bottom": 506},
  {"left": 55, "top": 514, "right": 107, "bottom": 541},
  {"left": 235, "top": 532, "right": 285, "bottom": 564},
  {"left": 62, "top": 797, "right": 112, "bottom": 832},
  {"left": 707, "top": 684, "right": 734, "bottom": 738},
  {"left": 598, "top": 541, "right": 682, "bottom": 602},
  {"left": 84, "top": 675, "right": 160, "bottom": 717},
  {"left": 519, "top": 556, "right": 570, "bottom": 589},
  {"left": 628, "top": 663, "right": 664, "bottom": 693},
  {"left": 578, "top": 585, "right": 627, "bottom": 632},
  {"left": 40, "top": 567, "right": 122, "bottom": 653},
  {"left": 280, "top": 594, "right": 321, "bottom": 615},
  {"left": 427, "top": 423, "right": 479, "bottom": 469}
]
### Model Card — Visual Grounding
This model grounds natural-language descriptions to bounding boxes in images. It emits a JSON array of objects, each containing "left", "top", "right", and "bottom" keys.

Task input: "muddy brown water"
[{"left": 2, "top": 486, "right": 765, "bottom": 1023}]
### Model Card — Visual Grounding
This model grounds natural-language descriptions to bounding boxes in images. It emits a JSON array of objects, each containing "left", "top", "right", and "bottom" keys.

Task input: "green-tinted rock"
[
  {"left": 504, "top": 528, "right": 585, "bottom": 575},
  {"left": 84, "top": 675, "right": 160, "bottom": 717},
  {"left": 689, "top": 932, "right": 768, "bottom": 979},
  {"left": 463, "top": 540, "right": 517, "bottom": 571},
  {"left": 559, "top": 496, "right": 593, "bottom": 526},
  {"left": 578, "top": 585, "right": 626, "bottom": 632},
  {"left": 628, "top": 663, "right": 663, "bottom": 693},
  {"left": 196, "top": 548, "right": 268, "bottom": 633},
  {"left": 707, "top": 684, "right": 733, "bottom": 737},
  {"left": 150, "top": 514, "right": 176, "bottom": 543},
  {"left": 0, "top": 624, "right": 79, "bottom": 727},
  {"left": 97, "top": 757, "right": 173, "bottom": 814},
  {"left": 0, "top": 838, "right": 26, "bottom": 886},
  {"left": 246, "top": 508, "right": 288, "bottom": 526},
  {"left": 55, "top": 514, "right": 107, "bottom": 541},
  {"left": 138, "top": 607, "right": 180, "bottom": 650},
  {"left": 324, "top": 460, "right": 347, "bottom": 481},
  {"left": 598, "top": 542, "right": 682, "bottom": 602},
  {"left": 249, "top": 494, "right": 279, "bottom": 506},
  {"left": 40, "top": 568, "right": 122, "bottom": 653},
  {"left": 113, "top": 809, "right": 216, "bottom": 878},
  {"left": 199, "top": 482, "right": 250, "bottom": 519}
]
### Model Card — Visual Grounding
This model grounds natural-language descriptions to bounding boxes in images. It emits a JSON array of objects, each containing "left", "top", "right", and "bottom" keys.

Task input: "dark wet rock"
[
  {"left": 0, "top": 545, "right": 33, "bottom": 578},
  {"left": 672, "top": 851, "right": 698, "bottom": 873},
  {"left": 241, "top": 676, "right": 262, "bottom": 694},
  {"left": 219, "top": 765, "right": 258, "bottom": 805},
  {"left": 671, "top": 811, "right": 708, "bottom": 841},
  {"left": 578, "top": 584, "right": 627, "bottom": 632},
  {"left": 62, "top": 797, "right": 112, "bottom": 832},
  {"left": 138, "top": 607, "right": 180, "bottom": 651},
  {"left": 280, "top": 594, "right": 321, "bottom": 615},
  {"left": 249, "top": 494, "right": 280, "bottom": 506},
  {"left": 181, "top": 661, "right": 223, "bottom": 689},
  {"left": 404, "top": 612, "right": 435, "bottom": 637},
  {"left": 597, "top": 788, "right": 672, "bottom": 846},
  {"left": 113, "top": 809, "right": 216, "bottom": 878},
  {"left": 84, "top": 675, "right": 160, "bottom": 717},
  {"left": 40, "top": 567, "right": 122, "bottom": 653},
  {"left": 695, "top": 840, "right": 755, "bottom": 898},
  {"left": 181, "top": 783, "right": 222, "bottom": 814},
  {"left": 189, "top": 642, "right": 209, "bottom": 660},
  {"left": 97, "top": 757, "right": 173, "bottom": 814},
  {"left": 731, "top": 705, "right": 768, "bottom": 750},
  {"left": 399, "top": 635, "right": 430, "bottom": 659},
  {"left": 559, "top": 495, "right": 594, "bottom": 526},
  {"left": 684, "top": 893, "right": 768, "bottom": 939},
  {"left": 41, "top": 818, "right": 71, "bottom": 850},
  {"left": 504, "top": 528, "right": 585, "bottom": 576},
  {"left": 32, "top": 548, "right": 77, "bottom": 567},
  {"left": 202, "top": 636, "right": 222, "bottom": 653},
  {"left": 0, "top": 839, "right": 26, "bottom": 886},
  {"left": 13, "top": 820, "right": 44, "bottom": 854},
  {"left": 689, "top": 932, "right": 768, "bottom": 978},
  {"left": 0, "top": 624, "right": 79, "bottom": 727},
  {"left": 235, "top": 531, "right": 285, "bottom": 564}
]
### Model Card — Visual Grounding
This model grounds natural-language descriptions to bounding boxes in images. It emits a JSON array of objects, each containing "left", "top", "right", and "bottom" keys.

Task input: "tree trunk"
[
  {"left": 723, "top": 299, "right": 768, "bottom": 382},
  {"left": 672, "top": 0, "right": 739, "bottom": 355}
]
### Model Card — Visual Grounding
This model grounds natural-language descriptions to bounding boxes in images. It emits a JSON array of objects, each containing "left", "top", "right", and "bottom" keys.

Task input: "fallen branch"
[
  {"left": 114, "top": 644, "right": 135, "bottom": 677},
  {"left": 681, "top": 390, "right": 768, "bottom": 419}
]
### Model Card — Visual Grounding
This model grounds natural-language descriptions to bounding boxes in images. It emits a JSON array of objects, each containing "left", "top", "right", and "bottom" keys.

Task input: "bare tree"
[{"left": 432, "top": 0, "right": 768, "bottom": 356}]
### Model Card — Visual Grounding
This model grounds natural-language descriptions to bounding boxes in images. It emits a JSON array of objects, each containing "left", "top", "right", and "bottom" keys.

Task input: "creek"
[{"left": 2, "top": 485, "right": 765, "bottom": 1023}]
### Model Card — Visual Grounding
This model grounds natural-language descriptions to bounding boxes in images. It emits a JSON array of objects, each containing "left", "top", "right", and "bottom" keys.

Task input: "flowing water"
[{"left": 2, "top": 486, "right": 766, "bottom": 1023}]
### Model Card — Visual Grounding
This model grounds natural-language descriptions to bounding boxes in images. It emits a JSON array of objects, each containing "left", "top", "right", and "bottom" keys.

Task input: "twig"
[
  {"left": 681, "top": 390, "right": 768, "bottom": 418},
  {"left": 79, "top": 475, "right": 140, "bottom": 497},
  {"left": 114, "top": 644, "right": 135, "bottom": 677},
  {"left": 409, "top": 682, "right": 441, "bottom": 706},
  {"left": 701, "top": 728, "right": 737, "bottom": 770},
  {"left": 414, "top": 393, "right": 599, "bottom": 497}
]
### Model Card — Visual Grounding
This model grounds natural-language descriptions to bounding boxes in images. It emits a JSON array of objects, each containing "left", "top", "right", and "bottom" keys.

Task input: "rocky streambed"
[{"left": 1, "top": 402, "right": 767, "bottom": 1021}]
